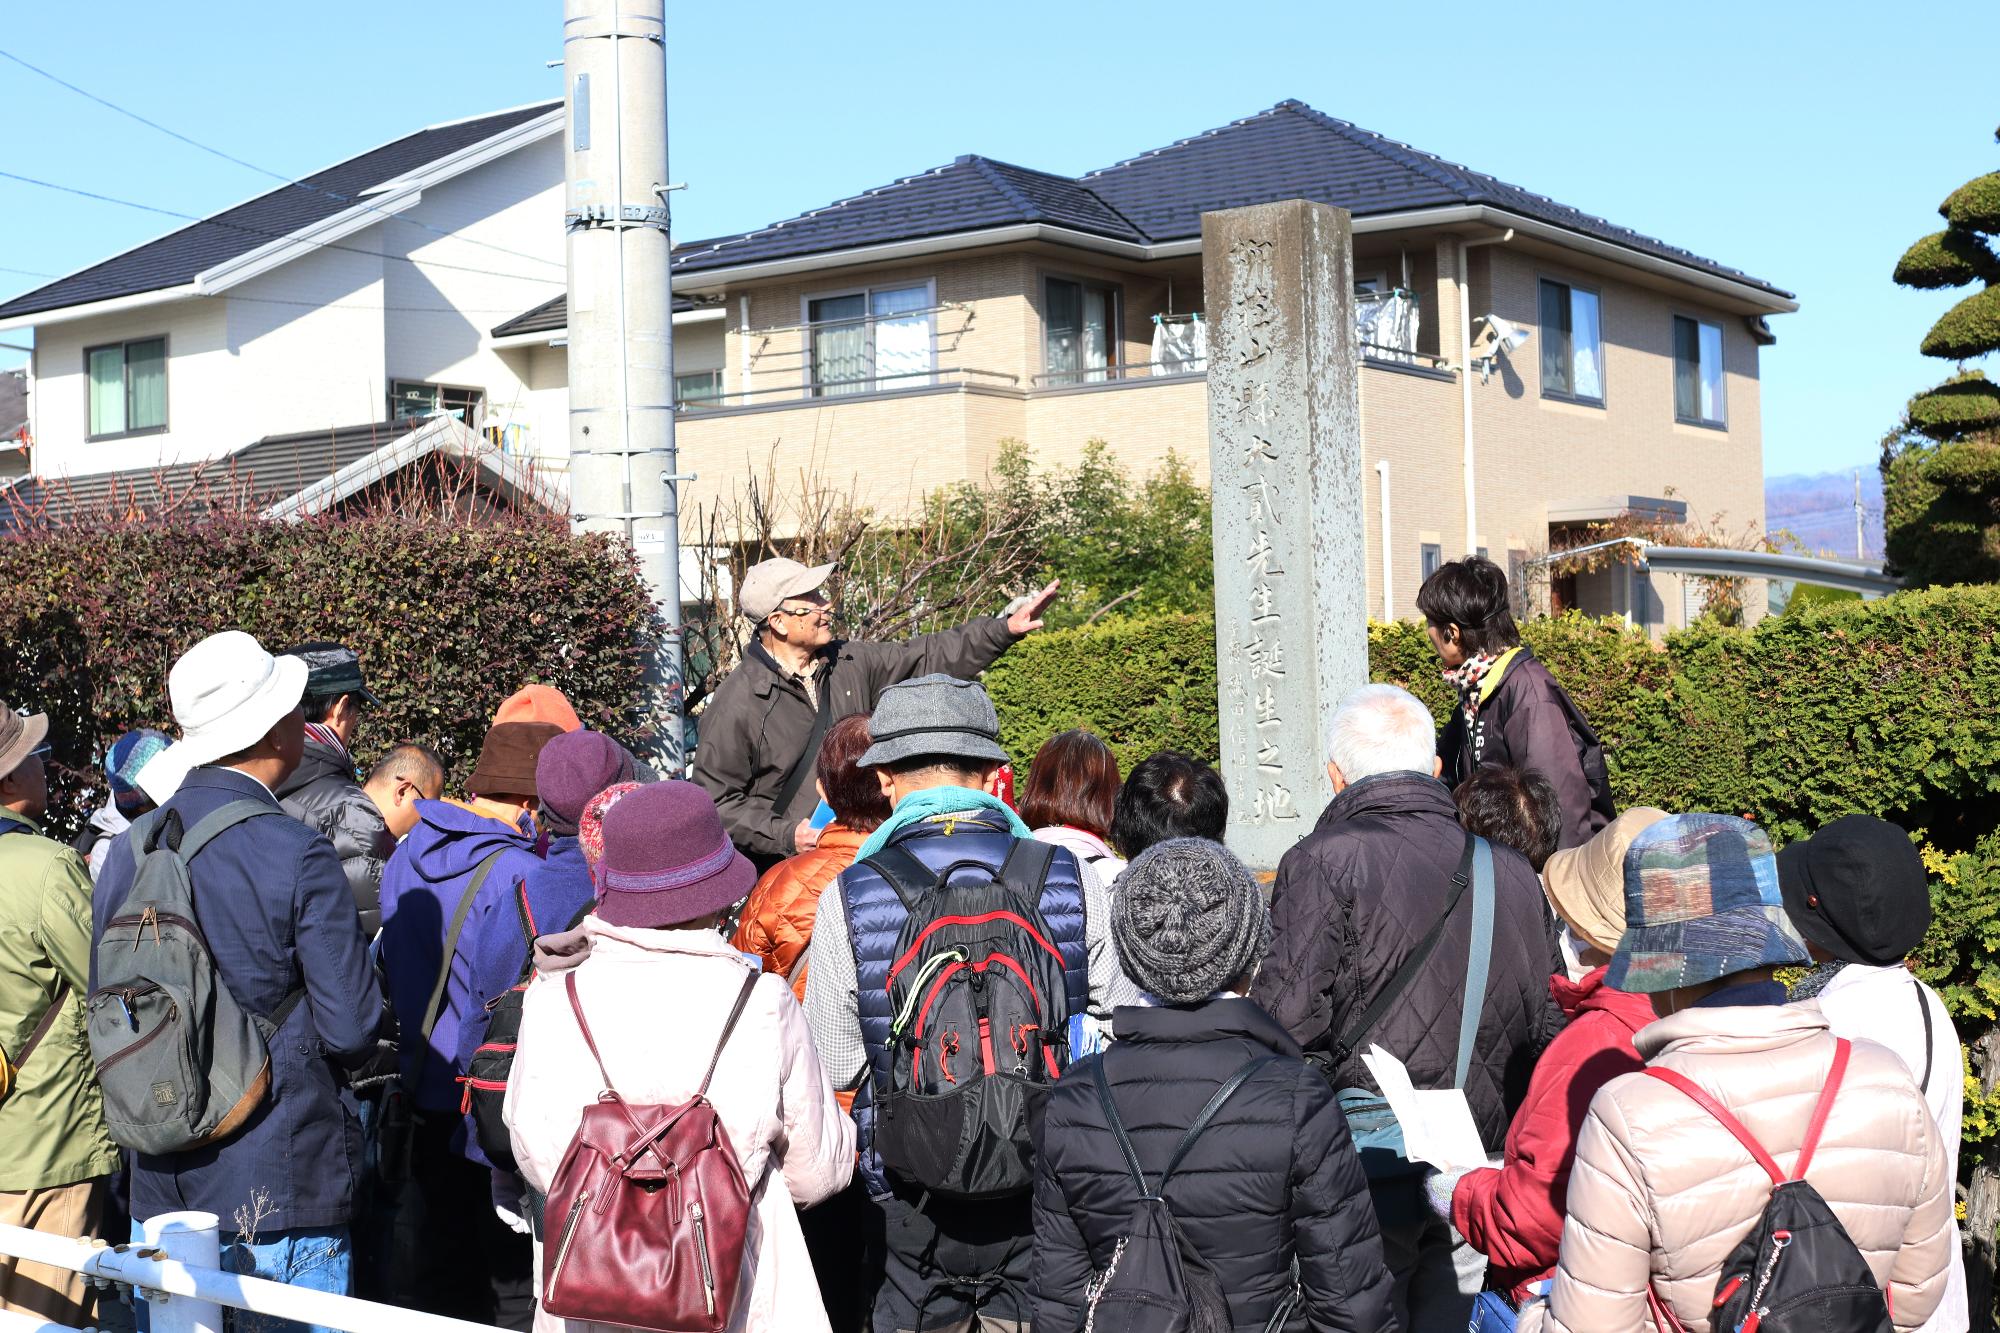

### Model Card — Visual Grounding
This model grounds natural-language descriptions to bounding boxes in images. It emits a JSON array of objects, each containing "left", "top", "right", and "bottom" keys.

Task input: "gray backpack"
[{"left": 88, "top": 800, "right": 303, "bottom": 1154}]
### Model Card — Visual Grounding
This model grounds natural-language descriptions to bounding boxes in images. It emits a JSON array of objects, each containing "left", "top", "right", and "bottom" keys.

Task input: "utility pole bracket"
[{"left": 564, "top": 204, "right": 670, "bottom": 232}]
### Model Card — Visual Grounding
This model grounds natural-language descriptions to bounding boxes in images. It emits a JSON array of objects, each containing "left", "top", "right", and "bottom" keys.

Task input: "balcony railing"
[{"left": 678, "top": 365, "right": 1020, "bottom": 411}]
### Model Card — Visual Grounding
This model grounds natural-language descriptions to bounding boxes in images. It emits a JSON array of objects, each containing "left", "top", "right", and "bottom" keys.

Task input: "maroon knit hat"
[{"left": 596, "top": 780, "right": 756, "bottom": 928}]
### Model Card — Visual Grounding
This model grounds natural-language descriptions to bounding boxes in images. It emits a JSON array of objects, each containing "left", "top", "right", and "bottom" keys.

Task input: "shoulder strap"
[
  {"left": 1644, "top": 1039, "right": 1852, "bottom": 1187},
  {"left": 175, "top": 799, "right": 286, "bottom": 862},
  {"left": 1091, "top": 1052, "right": 1150, "bottom": 1197},
  {"left": 419, "top": 849, "right": 505, "bottom": 1045},
  {"left": 565, "top": 969, "right": 615, "bottom": 1092},
  {"left": 773, "top": 685, "right": 837, "bottom": 819},
  {"left": 1454, "top": 837, "right": 1496, "bottom": 1090},
  {"left": 697, "top": 970, "right": 762, "bottom": 1096},
  {"left": 1160, "top": 1054, "right": 1283, "bottom": 1189},
  {"left": 12, "top": 981, "right": 72, "bottom": 1072},
  {"left": 1332, "top": 833, "right": 1476, "bottom": 1067},
  {"left": 997, "top": 836, "right": 1056, "bottom": 900},
  {"left": 864, "top": 844, "right": 934, "bottom": 912},
  {"left": 1916, "top": 981, "right": 1935, "bottom": 1096}
]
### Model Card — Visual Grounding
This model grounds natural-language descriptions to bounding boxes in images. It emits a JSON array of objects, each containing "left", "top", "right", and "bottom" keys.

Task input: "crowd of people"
[{"left": 0, "top": 553, "right": 1968, "bottom": 1333}]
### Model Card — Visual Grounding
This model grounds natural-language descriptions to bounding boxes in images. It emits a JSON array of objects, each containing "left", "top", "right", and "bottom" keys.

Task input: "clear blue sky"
[{"left": 2, "top": 0, "right": 1995, "bottom": 478}]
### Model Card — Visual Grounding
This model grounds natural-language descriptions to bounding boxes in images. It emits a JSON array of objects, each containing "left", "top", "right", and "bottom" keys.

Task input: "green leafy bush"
[
  {"left": 1908, "top": 370, "right": 2000, "bottom": 440},
  {"left": 0, "top": 512, "right": 663, "bottom": 838},
  {"left": 1943, "top": 171, "right": 2000, "bottom": 233},
  {"left": 1920, "top": 284, "right": 2000, "bottom": 360},
  {"left": 1894, "top": 229, "right": 2000, "bottom": 289}
]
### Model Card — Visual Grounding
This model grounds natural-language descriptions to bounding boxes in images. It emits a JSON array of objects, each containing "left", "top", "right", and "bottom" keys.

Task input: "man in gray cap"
[
  {"left": 694, "top": 556, "right": 1057, "bottom": 866},
  {"left": 802, "top": 673, "right": 1127, "bottom": 1333},
  {"left": 276, "top": 643, "right": 394, "bottom": 933}
]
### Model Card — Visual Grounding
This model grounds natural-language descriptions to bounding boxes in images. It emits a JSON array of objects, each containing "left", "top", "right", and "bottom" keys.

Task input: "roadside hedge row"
[
  {"left": 0, "top": 513, "right": 664, "bottom": 838},
  {"left": 985, "top": 588, "right": 2000, "bottom": 1148}
]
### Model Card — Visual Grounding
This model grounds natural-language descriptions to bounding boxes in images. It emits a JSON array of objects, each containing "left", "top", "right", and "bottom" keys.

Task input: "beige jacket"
[
  {"left": 504, "top": 918, "right": 856, "bottom": 1333},
  {"left": 1530, "top": 1001, "right": 1954, "bottom": 1333}
]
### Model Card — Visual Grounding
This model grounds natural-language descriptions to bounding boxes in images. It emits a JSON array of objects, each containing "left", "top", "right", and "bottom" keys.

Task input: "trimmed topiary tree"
[{"left": 1884, "top": 129, "right": 2000, "bottom": 586}]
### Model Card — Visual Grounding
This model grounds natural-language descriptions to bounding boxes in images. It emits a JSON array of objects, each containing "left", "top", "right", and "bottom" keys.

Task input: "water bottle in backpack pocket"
[
  {"left": 88, "top": 802, "right": 302, "bottom": 1155},
  {"left": 868, "top": 841, "right": 1071, "bottom": 1201}
]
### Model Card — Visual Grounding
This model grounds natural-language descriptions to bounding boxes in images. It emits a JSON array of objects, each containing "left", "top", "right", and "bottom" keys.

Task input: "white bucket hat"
[{"left": 159, "top": 631, "right": 308, "bottom": 772}]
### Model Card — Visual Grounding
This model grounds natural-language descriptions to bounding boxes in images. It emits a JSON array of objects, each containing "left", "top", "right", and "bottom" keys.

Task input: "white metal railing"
[{"left": 0, "top": 1217, "right": 497, "bottom": 1333}]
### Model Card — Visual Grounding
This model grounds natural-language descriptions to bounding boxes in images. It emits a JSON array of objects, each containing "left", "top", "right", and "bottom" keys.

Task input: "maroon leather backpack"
[{"left": 542, "top": 967, "right": 760, "bottom": 1332}]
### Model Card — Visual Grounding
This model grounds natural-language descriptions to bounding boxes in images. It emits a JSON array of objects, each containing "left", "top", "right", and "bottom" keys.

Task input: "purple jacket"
[
  {"left": 453, "top": 835, "right": 595, "bottom": 1076},
  {"left": 378, "top": 799, "right": 541, "bottom": 1155}
]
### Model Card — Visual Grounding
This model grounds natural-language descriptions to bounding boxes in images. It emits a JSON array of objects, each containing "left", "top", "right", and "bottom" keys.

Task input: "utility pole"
[
  {"left": 1853, "top": 469, "right": 1865, "bottom": 560},
  {"left": 563, "top": 0, "right": 685, "bottom": 770}
]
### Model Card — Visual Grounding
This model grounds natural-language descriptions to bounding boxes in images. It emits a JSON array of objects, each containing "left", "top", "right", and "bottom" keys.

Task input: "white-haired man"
[{"left": 1252, "top": 683, "right": 1560, "bottom": 1333}]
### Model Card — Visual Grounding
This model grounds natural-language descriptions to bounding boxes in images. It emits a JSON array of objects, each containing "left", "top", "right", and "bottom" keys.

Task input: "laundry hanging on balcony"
[
  {"left": 1355, "top": 289, "right": 1420, "bottom": 362},
  {"left": 1151, "top": 312, "right": 1208, "bottom": 374}
]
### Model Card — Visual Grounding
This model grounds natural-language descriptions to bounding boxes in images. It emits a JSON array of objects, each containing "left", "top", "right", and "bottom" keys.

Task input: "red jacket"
[{"left": 1452, "top": 966, "right": 1656, "bottom": 1298}]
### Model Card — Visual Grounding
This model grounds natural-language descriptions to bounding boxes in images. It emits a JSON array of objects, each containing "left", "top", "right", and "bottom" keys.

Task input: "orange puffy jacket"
[{"left": 732, "top": 825, "right": 868, "bottom": 1115}]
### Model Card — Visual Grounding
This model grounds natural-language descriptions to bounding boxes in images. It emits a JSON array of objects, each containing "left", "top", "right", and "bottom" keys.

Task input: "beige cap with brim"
[
  {"left": 1542, "top": 807, "right": 1670, "bottom": 954},
  {"left": 738, "top": 558, "right": 836, "bottom": 622},
  {"left": 0, "top": 709, "right": 48, "bottom": 781}
]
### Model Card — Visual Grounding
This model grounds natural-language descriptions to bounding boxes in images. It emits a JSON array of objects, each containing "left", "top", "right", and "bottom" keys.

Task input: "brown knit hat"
[{"left": 466, "top": 722, "right": 562, "bottom": 798}]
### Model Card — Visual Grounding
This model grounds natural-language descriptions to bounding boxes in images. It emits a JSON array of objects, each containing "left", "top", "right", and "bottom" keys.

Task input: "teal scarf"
[{"left": 855, "top": 787, "right": 1031, "bottom": 861}]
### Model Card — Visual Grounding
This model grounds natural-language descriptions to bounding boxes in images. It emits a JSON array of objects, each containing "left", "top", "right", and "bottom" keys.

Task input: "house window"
[
  {"left": 1538, "top": 279, "right": 1603, "bottom": 404},
  {"left": 86, "top": 337, "right": 166, "bottom": 438},
  {"left": 807, "top": 283, "right": 933, "bottom": 396},
  {"left": 391, "top": 380, "right": 483, "bottom": 425},
  {"left": 1674, "top": 316, "right": 1727, "bottom": 427},
  {"left": 1420, "top": 542, "right": 1443, "bottom": 585},
  {"left": 675, "top": 370, "right": 722, "bottom": 406},
  {"left": 1044, "top": 277, "right": 1120, "bottom": 384}
]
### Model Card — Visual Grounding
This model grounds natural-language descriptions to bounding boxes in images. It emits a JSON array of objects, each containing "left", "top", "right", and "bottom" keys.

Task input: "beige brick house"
[{"left": 509, "top": 100, "right": 1795, "bottom": 627}]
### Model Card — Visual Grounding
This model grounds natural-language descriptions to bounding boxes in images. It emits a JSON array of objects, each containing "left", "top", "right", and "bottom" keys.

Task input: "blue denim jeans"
[{"left": 131, "top": 1222, "right": 350, "bottom": 1333}]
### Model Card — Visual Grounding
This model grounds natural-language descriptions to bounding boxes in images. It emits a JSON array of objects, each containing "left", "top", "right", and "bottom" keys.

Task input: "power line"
[
  {"left": 197, "top": 291, "right": 553, "bottom": 317},
  {"left": 0, "top": 170, "right": 561, "bottom": 287},
  {"left": 0, "top": 265, "right": 58, "bottom": 280},
  {"left": 0, "top": 47, "right": 565, "bottom": 274}
]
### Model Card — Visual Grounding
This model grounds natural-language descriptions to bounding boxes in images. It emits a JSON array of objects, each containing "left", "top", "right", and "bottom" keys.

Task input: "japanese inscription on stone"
[{"left": 1204, "top": 201, "right": 1369, "bottom": 870}]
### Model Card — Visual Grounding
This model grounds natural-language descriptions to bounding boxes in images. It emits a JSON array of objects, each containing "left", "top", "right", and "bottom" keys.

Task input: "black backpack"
[
  {"left": 1644, "top": 1038, "right": 1892, "bottom": 1333},
  {"left": 866, "top": 839, "right": 1070, "bottom": 1200},
  {"left": 462, "top": 886, "right": 591, "bottom": 1169},
  {"left": 1082, "top": 1050, "right": 1296, "bottom": 1333}
]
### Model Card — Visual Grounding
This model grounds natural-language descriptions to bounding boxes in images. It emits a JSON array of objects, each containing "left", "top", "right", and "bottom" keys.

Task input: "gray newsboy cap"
[{"left": 857, "top": 673, "right": 1011, "bottom": 769}]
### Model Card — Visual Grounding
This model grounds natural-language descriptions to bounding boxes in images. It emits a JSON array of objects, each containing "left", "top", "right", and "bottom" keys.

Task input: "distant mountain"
[{"left": 1765, "top": 467, "right": 1884, "bottom": 561}]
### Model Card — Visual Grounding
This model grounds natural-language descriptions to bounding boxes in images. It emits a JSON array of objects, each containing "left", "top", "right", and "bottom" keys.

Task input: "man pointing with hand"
[{"left": 693, "top": 557, "right": 1058, "bottom": 867}]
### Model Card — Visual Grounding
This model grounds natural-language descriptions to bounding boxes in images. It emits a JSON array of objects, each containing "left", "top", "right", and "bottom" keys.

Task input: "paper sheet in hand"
[{"left": 1359, "top": 1045, "right": 1489, "bottom": 1172}]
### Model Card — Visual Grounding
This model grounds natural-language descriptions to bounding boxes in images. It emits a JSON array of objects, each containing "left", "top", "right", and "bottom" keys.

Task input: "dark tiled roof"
[
  {"left": 0, "top": 103, "right": 560, "bottom": 322},
  {"left": 1082, "top": 102, "right": 1784, "bottom": 294},
  {"left": 491, "top": 292, "right": 700, "bottom": 339},
  {"left": 675, "top": 154, "right": 1143, "bottom": 273},
  {"left": 0, "top": 418, "right": 421, "bottom": 529},
  {"left": 676, "top": 100, "right": 1787, "bottom": 299}
]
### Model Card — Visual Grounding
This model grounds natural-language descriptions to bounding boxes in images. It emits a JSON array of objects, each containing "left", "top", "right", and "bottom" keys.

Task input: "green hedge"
[
  {"left": 988, "top": 590, "right": 2000, "bottom": 1144},
  {"left": 0, "top": 513, "right": 664, "bottom": 838}
]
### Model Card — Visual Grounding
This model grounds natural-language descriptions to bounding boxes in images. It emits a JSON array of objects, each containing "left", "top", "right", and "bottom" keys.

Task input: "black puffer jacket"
[
  {"left": 1031, "top": 999, "right": 1395, "bottom": 1332},
  {"left": 277, "top": 739, "right": 394, "bottom": 934},
  {"left": 1437, "top": 645, "right": 1615, "bottom": 851},
  {"left": 1252, "top": 773, "right": 1559, "bottom": 1148}
]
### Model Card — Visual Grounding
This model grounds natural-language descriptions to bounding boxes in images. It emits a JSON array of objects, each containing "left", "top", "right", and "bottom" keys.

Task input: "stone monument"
[{"left": 1204, "top": 200, "right": 1369, "bottom": 870}]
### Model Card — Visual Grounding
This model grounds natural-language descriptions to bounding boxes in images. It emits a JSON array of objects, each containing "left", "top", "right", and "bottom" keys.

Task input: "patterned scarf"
[
  {"left": 1787, "top": 958, "right": 1847, "bottom": 1001},
  {"left": 1442, "top": 650, "right": 1504, "bottom": 721}
]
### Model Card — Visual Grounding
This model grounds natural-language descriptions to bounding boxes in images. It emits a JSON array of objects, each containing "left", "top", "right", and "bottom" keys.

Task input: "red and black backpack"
[
  {"left": 462, "top": 882, "right": 589, "bottom": 1169},
  {"left": 866, "top": 839, "right": 1070, "bottom": 1200}
]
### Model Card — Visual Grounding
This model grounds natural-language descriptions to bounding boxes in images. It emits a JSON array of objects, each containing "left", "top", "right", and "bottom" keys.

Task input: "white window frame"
[{"left": 800, "top": 277, "right": 938, "bottom": 396}]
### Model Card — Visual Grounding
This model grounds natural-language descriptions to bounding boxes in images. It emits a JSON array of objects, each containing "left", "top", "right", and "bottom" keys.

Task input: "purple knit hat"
[
  {"left": 536, "top": 730, "right": 636, "bottom": 837},
  {"left": 596, "top": 780, "right": 756, "bottom": 928}
]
